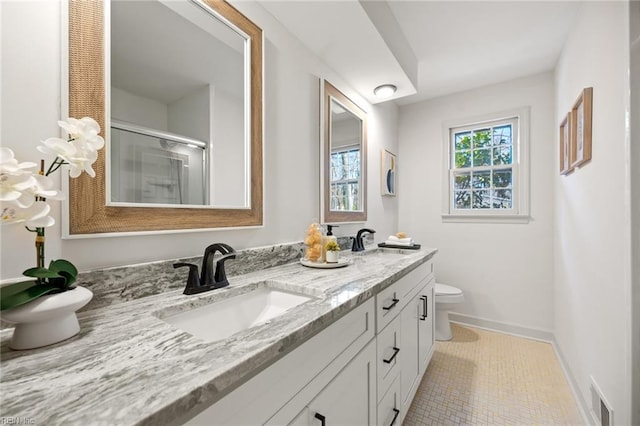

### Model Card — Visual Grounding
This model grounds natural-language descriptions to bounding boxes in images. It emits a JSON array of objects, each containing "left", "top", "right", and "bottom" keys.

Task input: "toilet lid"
[{"left": 435, "top": 283, "right": 462, "bottom": 296}]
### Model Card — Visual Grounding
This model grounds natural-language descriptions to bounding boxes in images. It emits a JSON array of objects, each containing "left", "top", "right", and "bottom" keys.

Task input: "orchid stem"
[{"left": 46, "top": 158, "right": 67, "bottom": 176}]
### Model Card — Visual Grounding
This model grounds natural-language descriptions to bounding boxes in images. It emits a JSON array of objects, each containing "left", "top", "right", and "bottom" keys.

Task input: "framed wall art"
[
  {"left": 559, "top": 112, "right": 573, "bottom": 175},
  {"left": 381, "top": 149, "right": 396, "bottom": 196},
  {"left": 571, "top": 87, "right": 593, "bottom": 168}
]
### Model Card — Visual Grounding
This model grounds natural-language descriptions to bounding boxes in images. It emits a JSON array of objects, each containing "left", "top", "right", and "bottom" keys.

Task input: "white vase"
[
  {"left": 2, "top": 286, "right": 93, "bottom": 350},
  {"left": 326, "top": 251, "right": 339, "bottom": 263}
]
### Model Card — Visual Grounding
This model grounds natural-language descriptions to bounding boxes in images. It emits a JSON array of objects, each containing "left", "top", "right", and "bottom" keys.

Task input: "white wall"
[
  {"left": 553, "top": 2, "right": 632, "bottom": 424},
  {"left": 111, "top": 86, "right": 168, "bottom": 130},
  {"left": 211, "top": 89, "right": 245, "bottom": 207},
  {"left": 0, "top": 0, "right": 399, "bottom": 279},
  {"left": 630, "top": 1, "right": 640, "bottom": 421},
  {"left": 398, "top": 72, "right": 556, "bottom": 332},
  {"left": 168, "top": 86, "right": 209, "bottom": 141}
]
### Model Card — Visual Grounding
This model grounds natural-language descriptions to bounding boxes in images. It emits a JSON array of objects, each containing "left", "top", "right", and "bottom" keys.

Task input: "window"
[
  {"left": 442, "top": 108, "right": 530, "bottom": 222},
  {"left": 330, "top": 147, "right": 361, "bottom": 211}
]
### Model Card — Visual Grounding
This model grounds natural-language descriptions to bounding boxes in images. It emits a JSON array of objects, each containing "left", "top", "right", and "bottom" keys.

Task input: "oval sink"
[{"left": 162, "top": 287, "right": 313, "bottom": 342}]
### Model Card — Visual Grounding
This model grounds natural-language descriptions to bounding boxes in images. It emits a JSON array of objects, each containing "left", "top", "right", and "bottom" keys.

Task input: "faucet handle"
[
  {"left": 214, "top": 252, "right": 237, "bottom": 287},
  {"left": 173, "top": 263, "right": 201, "bottom": 294}
]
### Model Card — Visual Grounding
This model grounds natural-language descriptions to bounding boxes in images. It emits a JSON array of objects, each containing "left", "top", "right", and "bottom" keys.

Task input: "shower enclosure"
[{"left": 110, "top": 120, "right": 207, "bottom": 206}]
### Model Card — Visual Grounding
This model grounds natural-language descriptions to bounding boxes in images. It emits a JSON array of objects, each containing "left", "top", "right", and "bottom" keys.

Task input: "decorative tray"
[
  {"left": 377, "top": 243, "right": 421, "bottom": 250},
  {"left": 300, "top": 258, "right": 351, "bottom": 269}
]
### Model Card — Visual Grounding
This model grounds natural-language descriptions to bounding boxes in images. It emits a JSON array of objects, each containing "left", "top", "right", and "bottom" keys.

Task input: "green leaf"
[
  {"left": 22, "top": 267, "right": 61, "bottom": 279},
  {"left": 48, "top": 260, "right": 78, "bottom": 287},
  {"left": 0, "top": 281, "right": 61, "bottom": 311},
  {"left": 21, "top": 260, "right": 79, "bottom": 290},
  {"left": 49, "top": 259, "right": 78, "bottom": 285},
  {"left": 48, "top": 259, "right": 78, "bottom": 278}
]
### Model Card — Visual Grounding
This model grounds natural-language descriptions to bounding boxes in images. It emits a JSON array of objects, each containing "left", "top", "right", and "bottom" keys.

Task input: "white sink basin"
[{"left": 163, "top": 287, "right": 313, "bottom": 342}]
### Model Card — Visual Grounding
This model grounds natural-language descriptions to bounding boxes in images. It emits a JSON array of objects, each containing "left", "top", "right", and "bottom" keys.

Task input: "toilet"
[{"left": 435, "top": 283, "right": 464, "bottom": 341}]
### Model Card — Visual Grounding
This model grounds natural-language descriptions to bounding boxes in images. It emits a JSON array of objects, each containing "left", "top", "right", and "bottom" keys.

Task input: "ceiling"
[
  {"left": 261, "top": 0, "right": 581, "bottom": 106},
  {"left": 111, "top": 1, "right": 244, "bottom": 105}
]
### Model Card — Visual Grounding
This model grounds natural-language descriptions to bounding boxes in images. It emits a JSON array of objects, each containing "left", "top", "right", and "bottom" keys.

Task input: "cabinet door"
[
  {"left": 418, "top": 280, "right": 435, "bottom": 376},
  {"left": 377, "top": 315, "right": 401, "bottom": 402},
  {"left": 399, "top": 295, "right": 419, "bottom": 412},
  {"left": 307, "top": 341, "right": 376, "bottom": 426}
]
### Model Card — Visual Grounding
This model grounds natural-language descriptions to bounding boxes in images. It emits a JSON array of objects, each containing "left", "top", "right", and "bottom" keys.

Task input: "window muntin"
[
  {"left": 450, "top": 118, "right": 518, "bottom": 213},
  {"left": 330, "top": 147, "right": 361, "bottom": 211}
]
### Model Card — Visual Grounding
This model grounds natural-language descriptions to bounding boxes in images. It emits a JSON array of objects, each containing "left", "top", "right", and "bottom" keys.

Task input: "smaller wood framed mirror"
[{"left": 321, "top": 80, "right": 367, "bottom": 223}]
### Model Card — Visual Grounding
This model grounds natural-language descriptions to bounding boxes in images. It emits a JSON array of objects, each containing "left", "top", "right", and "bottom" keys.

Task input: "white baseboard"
[
  {"left": 551, "top": 337, "right": 594, "bottom": 426},
  {"left": 448, "top": 312, "right": 592, "bottom": 425},
  {"left": 448, "top": 312, "right": 554, "bottom": 342}
]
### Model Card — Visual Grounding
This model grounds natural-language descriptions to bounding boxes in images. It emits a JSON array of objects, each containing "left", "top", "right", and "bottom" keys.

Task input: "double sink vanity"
[
  {"left": 1, "top": 0, "right": 440, "bottom": 423},
  {"left": 0, "top": 245, "right": 437, "bottom": 426}
]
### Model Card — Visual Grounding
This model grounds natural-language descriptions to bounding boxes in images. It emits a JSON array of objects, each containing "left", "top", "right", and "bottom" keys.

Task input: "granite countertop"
[{"left": 0, "top": 246, "right": 436, "bottom": 425}]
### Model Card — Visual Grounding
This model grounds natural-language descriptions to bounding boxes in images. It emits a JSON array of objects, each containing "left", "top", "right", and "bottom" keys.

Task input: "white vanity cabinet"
[
  {"left": 179, "top": 258, "right": 436, "bottom": 426},
  {"left": 399, "top": 279, "right": 435, "bottom": 417},
  {"left": 182, "top": 299, "right": 376, "bottom": 426},
  {"left": 418, "top": 281, "right": 435, "bottom": 377},
  {"left": 375, "top": 259, "right": 435, "bottom": 425}
]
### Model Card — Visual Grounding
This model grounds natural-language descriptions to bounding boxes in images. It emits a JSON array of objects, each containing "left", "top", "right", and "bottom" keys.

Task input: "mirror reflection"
[
  {"left": 322, "top": 81, "right": 367, "bottom": 223},
  {"left": 110, "top": 0, "right": 249, "bottom": 208},
  {"left": 329, "top": 100, "right": 362, "bottom": 211}
]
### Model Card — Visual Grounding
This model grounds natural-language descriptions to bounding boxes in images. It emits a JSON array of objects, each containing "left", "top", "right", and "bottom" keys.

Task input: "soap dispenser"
[{"left": 326, "top": 224, "right": 338, "bottom": 244}]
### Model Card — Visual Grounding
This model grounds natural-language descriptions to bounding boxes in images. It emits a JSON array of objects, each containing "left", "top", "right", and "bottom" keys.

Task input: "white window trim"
[{"left": 441, "top": 107, "right": 531, "bottom": 224}]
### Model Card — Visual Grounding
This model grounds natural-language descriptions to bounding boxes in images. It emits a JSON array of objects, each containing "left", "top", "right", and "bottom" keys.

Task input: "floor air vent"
[{"left": 590, "top": 376, "right": 613, "bottom": 426}]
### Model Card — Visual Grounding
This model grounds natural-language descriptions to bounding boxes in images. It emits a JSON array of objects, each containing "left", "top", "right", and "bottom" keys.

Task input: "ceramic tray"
[{"left": 300, "top": 258, "right": 351, "bottom": 269}]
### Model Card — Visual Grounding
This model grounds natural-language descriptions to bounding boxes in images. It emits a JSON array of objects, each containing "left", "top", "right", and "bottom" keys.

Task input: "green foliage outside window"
[{"left": 452, "top": 124, "right": 514, "bottom": 210}]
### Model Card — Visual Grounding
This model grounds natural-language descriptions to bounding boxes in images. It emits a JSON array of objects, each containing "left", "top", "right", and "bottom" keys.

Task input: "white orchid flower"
[
  {"left": 29, "top": 174, "right": 64, "bottom": 200},
  {"left": 0, "top": 148, "right": 38, "bottom": 206},
  {"left": 68, "top": 139, "right": 99, "bottom": 178},
  {"left": 0, "top": 173, "right": 36, "bottom": 204},
  {"left": 37, "top": 137, "right": 76, "bottom": 159},
  {"left": 1, "top": 200, "right": 55, "bottom": 228},
  {"left": 0, "top": 147, "right": 38, "bottom": 172},
  {"left": 58, "top": 117, "right": 105, "bottom": 151},
  {"left": 38, "top": 136, "right": 99, "bottom": 178}
]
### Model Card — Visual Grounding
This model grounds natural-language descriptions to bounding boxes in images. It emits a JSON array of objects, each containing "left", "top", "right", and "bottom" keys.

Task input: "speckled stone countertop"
[{"left": 0, "top": 246, "right": 436, "bottom": 426}]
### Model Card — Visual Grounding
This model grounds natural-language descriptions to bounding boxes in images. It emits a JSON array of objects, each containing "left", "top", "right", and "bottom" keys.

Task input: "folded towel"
[
  {"left": 384, "top": 239, "right": 414, "bottom": 246},
  {"left": 387, "top": 235, "right": 413, "bottom": 244}
]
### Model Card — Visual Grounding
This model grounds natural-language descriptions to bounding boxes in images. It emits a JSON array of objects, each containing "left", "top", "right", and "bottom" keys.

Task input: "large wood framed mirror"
[
  {"left": 67, "top": 0, "right": 262, "bottom": 235},
  {"left": 321, "top": 80, "right": 367, "bottom": 223}
]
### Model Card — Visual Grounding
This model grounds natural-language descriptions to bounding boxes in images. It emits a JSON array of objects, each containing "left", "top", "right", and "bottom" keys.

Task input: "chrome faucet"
[
  {"left": 352, "top": 228, "right": 376, "bottom": 252},
  {"left": 173, "top": 243, "right": 237, "bottom": 295}
]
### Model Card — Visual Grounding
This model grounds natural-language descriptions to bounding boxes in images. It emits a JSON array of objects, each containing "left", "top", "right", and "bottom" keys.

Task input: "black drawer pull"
[
  {"left": 424, "top": 295, "right": 428, "bottom": 318},
  {"left": 383, "top": 298, "right": 399, "bottom": 311},
  {"left": 390, "top": 408, "right": 400, "bottom": 426},
  {"left": 314, "top": 412, "right": 326, "bottom": 426},
  {"left": 420, "top": 295, "right": 428, "bottom": 320},
  {"left": 383, "top": 346, "right": 400, "bottom": 364}
]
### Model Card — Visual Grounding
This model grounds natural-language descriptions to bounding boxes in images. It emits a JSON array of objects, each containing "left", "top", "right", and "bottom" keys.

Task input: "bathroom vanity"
[{"left": 0, "top": 245, "right": 437, "bottom": 425}]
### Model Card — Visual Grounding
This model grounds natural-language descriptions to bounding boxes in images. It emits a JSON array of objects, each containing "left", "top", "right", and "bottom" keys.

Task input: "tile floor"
[{"left": 404, "top": 324, "right": 584, "bottom": 425}]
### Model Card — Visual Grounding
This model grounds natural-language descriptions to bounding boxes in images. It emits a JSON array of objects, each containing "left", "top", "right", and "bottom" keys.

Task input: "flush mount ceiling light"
[{"left": 373, "top": 84, "right": 397, "bottom": 98}]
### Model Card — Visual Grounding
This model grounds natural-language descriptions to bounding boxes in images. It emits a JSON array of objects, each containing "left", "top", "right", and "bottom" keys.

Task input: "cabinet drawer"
[
  {"left": 398, "top": 260, "right": 433, "bottom": 301},
  {"left": 376, "top": 260, "right": 433, "bottom": 332},
  {"left": 376, "top": 314, "right": 401, "bottom": 402},
  {"left": 377, "top": 374, "right": 401, "bottom": 426}
]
